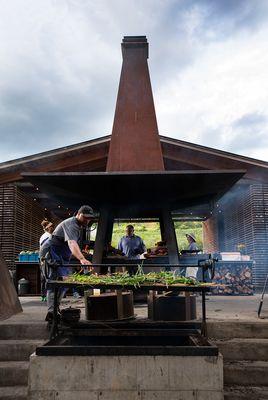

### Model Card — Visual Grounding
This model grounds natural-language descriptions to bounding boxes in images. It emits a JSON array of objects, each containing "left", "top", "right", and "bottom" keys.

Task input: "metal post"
[
  {"left": 160, "top": 209, "right": 179, "bottom": 266},
  {"left": 50, "top": 286, "right": 59, "bottom": 340},
  {"left": 258, "top": 272, "right": 268, "bottom": 318},
  {"left": 93, "top": 207, "right": 112, "bottom": 267},
  {"left": 201, "top": 289, "right": 207, "bottom": 337}
]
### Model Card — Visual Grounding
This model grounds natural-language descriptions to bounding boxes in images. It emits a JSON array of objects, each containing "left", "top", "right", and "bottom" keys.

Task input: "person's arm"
[
  {"left": 68, "top": 240, "right": 92, "bottom": 266},
  {"left": 141, "top": 239, "right": 146, "bottom": 254},
  {"left": 118, "top": 238, "right": 123, "bottom": 253}
]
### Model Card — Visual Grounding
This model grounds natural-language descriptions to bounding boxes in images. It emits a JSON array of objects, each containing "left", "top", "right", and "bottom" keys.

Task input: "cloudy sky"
[{"left": 0, "top": 0, "right": 268, "bottom": 162}]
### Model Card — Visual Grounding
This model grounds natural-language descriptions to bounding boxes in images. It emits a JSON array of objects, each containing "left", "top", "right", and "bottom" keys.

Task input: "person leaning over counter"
[{"left": 45, "top": 205, "right": 94, "bottom": 322}]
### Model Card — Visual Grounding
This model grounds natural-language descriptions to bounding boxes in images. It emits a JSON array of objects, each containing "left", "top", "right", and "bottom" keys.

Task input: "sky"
[{"left": 0, "top": 0, "right": 268, "bottom": 162}]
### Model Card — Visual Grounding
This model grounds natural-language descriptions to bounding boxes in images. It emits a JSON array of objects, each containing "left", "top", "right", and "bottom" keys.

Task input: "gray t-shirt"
[{"left": 53, "top": 217, "right": 83, "bottom": 244}]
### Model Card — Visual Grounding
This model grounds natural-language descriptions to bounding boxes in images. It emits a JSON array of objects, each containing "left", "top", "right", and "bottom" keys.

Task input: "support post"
[
  {"left": 93, "top": 207, "right": 113, "bottom": 267},
  {"left": 160, "top": 209, "right": 179, "bottom": 265}
]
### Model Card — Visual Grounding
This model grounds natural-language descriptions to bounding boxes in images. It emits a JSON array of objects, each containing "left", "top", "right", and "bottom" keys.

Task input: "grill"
[{"left": 36, "top": 320, "right": 218, "bottom": 357}]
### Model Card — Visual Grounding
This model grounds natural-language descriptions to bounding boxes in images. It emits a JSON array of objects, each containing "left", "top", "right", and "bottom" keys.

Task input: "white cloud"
[
  {"left": 154, "top": 21, "right": 268, "bottom": 161},
  {"left": 0, "top": 0, "right": 267, "bottom": 162}
]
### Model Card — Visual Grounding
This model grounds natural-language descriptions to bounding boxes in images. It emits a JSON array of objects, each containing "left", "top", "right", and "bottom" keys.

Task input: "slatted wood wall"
[
  {"left": 249, "top": 184, "right": 268, "bottom": 289},
  {"left": 219, "top": 183, "right": 268, "bottom": 289},
  {"left": 0, "top": 184, "right": 48, "bottom": 270},
  {"left": 0, "top": 184, "right": 16, "bottom": 268}
]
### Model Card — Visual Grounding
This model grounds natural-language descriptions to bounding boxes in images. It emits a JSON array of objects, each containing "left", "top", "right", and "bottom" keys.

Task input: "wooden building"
[
  {"left": 0, "top": 135, "right": 267, "bottom": 288},
  {"left": 0, "top": 36, "right": 267, "bottom": 289}
]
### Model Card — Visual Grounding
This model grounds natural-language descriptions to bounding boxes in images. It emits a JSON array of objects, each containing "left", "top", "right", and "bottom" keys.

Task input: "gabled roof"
[{"left": 0, "top": 134, "right": 267, "bottom": 185}]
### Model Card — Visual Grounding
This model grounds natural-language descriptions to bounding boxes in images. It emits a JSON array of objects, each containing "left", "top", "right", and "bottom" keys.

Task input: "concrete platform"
[{"left": 28, "top": 354, "right": 224, "bottom": 400}]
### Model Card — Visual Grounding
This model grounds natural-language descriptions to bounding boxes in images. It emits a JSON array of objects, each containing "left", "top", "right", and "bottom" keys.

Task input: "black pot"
[{"left": 61, "top": 307, "right": 81, "bottom": 324}]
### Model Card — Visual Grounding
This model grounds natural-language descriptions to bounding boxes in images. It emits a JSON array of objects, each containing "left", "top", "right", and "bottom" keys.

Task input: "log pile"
[{"left": 212, "top": 261, "right": 253, "bottom": 295}]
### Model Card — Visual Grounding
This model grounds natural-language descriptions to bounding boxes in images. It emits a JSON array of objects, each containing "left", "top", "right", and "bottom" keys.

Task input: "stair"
[
  {"left": 0, "top": 361, "right": 29, "bottom": 386},
  {"left": 208, "top": 321, "right": 268, "bottom": 400},
  {"left": 216, "top": 338, "right": 268, "bottom": 361},
  {"left": 0, "top": 322, "right": 47, "bottom": 340},
  {"left": 0, "top": 340, "right": 44, "bottom": 361},
  {"left": 0, "top": 323, "right": 48, "bottom": 400},
  {"left": 224, "top": 385, "right": 268, "bottom": 400},
  {"left": 0, "top": 386, "right": 28, "bottom": 400},
  {"left": 224, "top": 360, "right": 268, "bottom": 386}
]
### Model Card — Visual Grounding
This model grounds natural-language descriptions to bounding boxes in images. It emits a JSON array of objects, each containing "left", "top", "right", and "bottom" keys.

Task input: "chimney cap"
[
  {"left": 121, "top": 35, "right": 148, "bottom": 58},
  {"left": 123, "top": 36, "right": 147, "bottom": 43}
]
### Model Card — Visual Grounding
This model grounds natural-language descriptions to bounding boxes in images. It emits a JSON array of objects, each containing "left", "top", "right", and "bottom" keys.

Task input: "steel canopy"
[{"left": 22, "top": 170, "right": 245, "bottom": 218}]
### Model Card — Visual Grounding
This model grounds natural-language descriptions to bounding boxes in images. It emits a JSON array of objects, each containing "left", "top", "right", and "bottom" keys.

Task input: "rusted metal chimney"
[{"left": 106, "top": 36, "right": 164, "bottom": 172}]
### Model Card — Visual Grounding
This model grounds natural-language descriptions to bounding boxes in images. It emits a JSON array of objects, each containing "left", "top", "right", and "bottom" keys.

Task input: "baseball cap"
[{"left": 77, "top": 205, "right": 94, "bottom": 217}]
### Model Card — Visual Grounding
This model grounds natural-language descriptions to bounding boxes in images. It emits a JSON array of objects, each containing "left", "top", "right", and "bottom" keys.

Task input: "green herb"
[{"left": 66, "top": 268, "right": 199, "bottom": 288}]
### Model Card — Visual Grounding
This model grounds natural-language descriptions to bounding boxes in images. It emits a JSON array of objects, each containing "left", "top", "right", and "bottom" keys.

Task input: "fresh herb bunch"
[{"left": 66, "top": 267, "right": 199, "bottom": 288}]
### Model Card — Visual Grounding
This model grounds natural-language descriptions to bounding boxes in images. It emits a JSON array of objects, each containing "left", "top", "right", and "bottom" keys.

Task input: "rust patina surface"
[
  {"left": 106, "top": 36, "right": 164, "bottom": 172},
  {"left": 0, "top": 250, "right": 22, "bottom": 320}
]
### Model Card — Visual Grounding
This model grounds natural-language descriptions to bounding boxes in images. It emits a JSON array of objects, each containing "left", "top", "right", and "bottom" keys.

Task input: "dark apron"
[{"left": 46, "top": 236, "right": 72, "bottom": 280}]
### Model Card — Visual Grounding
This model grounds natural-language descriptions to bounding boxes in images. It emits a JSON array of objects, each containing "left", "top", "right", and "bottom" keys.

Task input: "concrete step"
[
  {"left": 215, "top": 338, "right": 268, "bottom": 361},
  {"left": 0, "top": 361, "right": 28, "bottom": 386},
  {"left": 0, "top": 386, "right": 28, "bottom": 400},
  {"left": 0, "top": 340, "right": 43, "bottom": 361},
  {"left": 224, "top": 385, "right": 268, "bottom": 400},
  {"left": 0, "top": 322, "right": 48, "bottom": 340},
  {"left": 208, "top": 320, "right": 268, "bottom": 339},
  {"left": 224, "top": 361, "right": 268, "bottom": 386}
]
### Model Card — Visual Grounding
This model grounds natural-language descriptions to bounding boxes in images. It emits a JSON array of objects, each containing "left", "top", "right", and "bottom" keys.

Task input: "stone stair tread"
[
  {"left": 0, "top": 386, "right": 28, "bottom": 400},
  {"left": 0, "top": 360, "right": 29, "bottom": 368},
  {"left": 0, "top": 361, "right": 29, "bottom": 387},
  {"left": 225, "top": 360, "right": 268, "bottom": 367},
  {"left": 0, "top": 339, "right": 45, "bottom": 361},
  {"left": 224, "top": 360, "right": 268, "bottom": 386},
  {"left": 0, "top": 323, "right": 48, "bottom": 340},
  {"left": 224, "top": 385, "right": 268, "bottom": 400},
  {"left": 216, "top": 338, "right": 268, "bottom": 343},
  {"left": 207, "top": 320, "right": 268, "bottom": 339},
  {"left": 214, "top": 338, "right": 268, "bottom": 361},
  {"left": 0, "top": 339, "right": 43, "bottom": 344}
]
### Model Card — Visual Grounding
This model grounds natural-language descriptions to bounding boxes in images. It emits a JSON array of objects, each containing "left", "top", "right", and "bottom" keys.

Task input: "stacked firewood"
[{"left": 212, "top": 263, "right": 253, "bottom": 295}]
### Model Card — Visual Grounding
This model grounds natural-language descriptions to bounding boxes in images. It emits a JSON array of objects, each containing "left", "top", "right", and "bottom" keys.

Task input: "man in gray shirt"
[
  {"left": 118, "top": 225, "right": 146, "bottom": 259},
  {"left": 45, "top": 205, "right": 94, "bottom": 321}
]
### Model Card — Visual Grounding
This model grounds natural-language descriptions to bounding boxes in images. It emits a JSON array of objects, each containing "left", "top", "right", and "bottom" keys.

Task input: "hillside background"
[{"left": 110, "top": 221, "right": 203, "bottom": 251}]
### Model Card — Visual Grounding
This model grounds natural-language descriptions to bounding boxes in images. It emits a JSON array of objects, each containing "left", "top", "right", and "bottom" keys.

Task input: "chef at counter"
[{"left": 118, "top": 225, "right": 146, "bottom": 259}]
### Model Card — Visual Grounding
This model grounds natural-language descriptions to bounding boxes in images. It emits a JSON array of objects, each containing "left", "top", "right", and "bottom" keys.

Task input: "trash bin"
[{"left": 18, "top": 278, "right": 30, "bottom": 295}]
